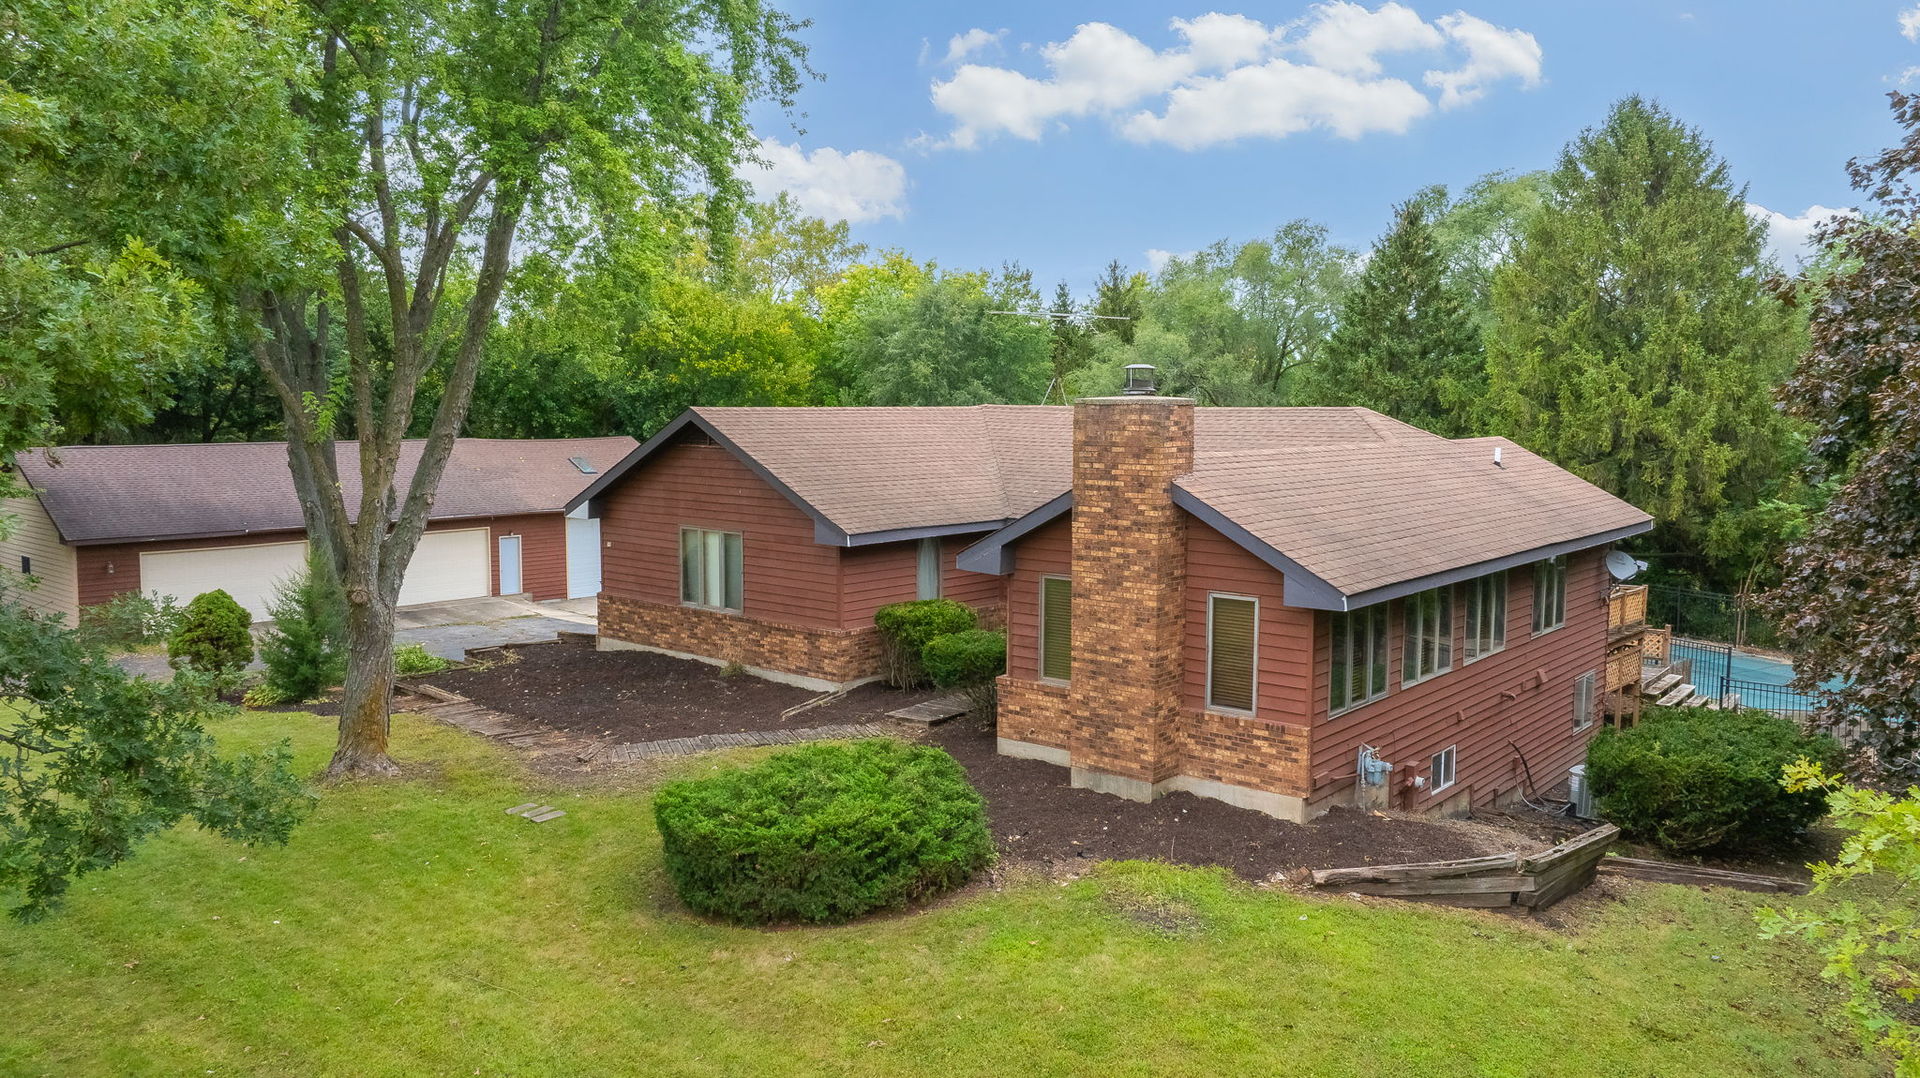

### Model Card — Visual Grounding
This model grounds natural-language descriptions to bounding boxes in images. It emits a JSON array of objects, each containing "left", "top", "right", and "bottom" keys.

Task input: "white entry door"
[
  {"left": 565, "top": 515, "right": 602, "bottom": 599},
  {"left": 397, "top": 528, "right": 490, "bottom": 606},
  {"left": 141, "top": 540, "right": 309, "bottom": 622},
  {"left": 497, "top": 534, "right": 523, "bottom": 595}
]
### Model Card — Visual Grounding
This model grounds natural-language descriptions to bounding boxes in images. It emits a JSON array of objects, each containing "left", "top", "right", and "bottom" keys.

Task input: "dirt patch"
[
  {"left": 419, "top": 637, "right": 922, "bottom": 743},
  {"left": 926, "top": 713, "right": 1500, "bottom": 881}
]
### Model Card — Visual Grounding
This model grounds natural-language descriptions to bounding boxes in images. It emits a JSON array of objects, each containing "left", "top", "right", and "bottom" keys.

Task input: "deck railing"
[{"left": 1607, "top": 584, "right": 1649, "bottom": 638}]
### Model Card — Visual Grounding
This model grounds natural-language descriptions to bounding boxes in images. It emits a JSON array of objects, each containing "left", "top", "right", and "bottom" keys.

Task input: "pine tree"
[
  {"left": 1091, "top": 260, "right": 1143, "bottom": 344},
  {"left": 1294, "top": 196, "right": 1482, "bottom": 436},
  {"left": 1046, "top": 280, "right": 1093, "bottom": 389},
  {"left": 258, "top": 550, "right": 347, "bottom": 702},
  {"left": 1486, "top": 96, "right": 1803, "bottom": 580}
]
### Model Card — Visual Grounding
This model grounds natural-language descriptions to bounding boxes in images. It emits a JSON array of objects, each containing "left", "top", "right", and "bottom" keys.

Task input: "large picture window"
[
  {"left": 1533, "top": 555, "right": 1567, "bottom": 634},
  {"left": 1040, "top": 576, "right": 1072, "bottom": 682},
  {"left": 1403, "top": 587, "right": 1452, "bottom": 685},
  {"left": 1464, "top": 571, "right": 1507, "bottom": 662},
  {"left": 1330, "top": 605, "right": 1389, "bottom": 715},
  {"left": 680, "top": 527, "right": 743, "bottom": 612},
  {"left": 1207, "top": 594, "right": 1258, "bottom": 713}
]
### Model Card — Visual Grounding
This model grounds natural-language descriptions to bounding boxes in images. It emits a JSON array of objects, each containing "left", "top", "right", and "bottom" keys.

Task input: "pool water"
[{"left": 1669, "top": 641, "right": 1845, "bottom": 709}]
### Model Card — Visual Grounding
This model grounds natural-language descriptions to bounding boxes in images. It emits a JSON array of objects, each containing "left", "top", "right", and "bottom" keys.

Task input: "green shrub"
[
  {"left": 166, "top": 590, "right": 254, "bottom": 674},
  {"left": 1586, "top": 706, "right": 1844, "bottom": 852},
  {"left": 654, "top": 739, "right": 994, "bottom": 925},
  {"left": 873, "top": 599, "right": 977, "bottom": 688},
  {"left": 257, "top": 552, "right": 346, "bottom": 701},
  {"left": 393, "top": 642, "right": 449, "bottom": 676},
  {"left": 79, "top": 590, "right": 183, "bottom": 649},
  {"left": 922, "top": 629, "right": 1006, "bottom": 719}
]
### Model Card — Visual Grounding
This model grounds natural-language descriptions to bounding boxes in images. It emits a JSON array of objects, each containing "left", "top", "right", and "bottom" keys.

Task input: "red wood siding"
[
  {"left": 1308, "top": 548, "right": 1608, "bottom": 811},
  {"left": 597, "top": 437, "right": 842, "bottom": 629},
  {"left": 1003, "top": 514, "right": 1073, "bottom": 682},
  {"left": 837, "top": 535, "right": 1004, "bottom": 627},
  {"left": 1181, "top": 520, "right": 1316, "bottom": 725},
  {"left": 486, "top": 513, "right": 566, "bottom": 601}
]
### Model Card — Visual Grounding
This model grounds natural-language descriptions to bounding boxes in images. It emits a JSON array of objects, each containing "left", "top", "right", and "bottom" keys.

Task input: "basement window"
[
  {"left": 1329, "top": 605, "right": 1389, "bottom": 716},
  {"left": 1430, "top": 745, "right": 1457, "bottom": 793},
  {"left": 1207, "top": 594, "right": 1258, "bottom": 714},
  {"left": 679, "top": 527, "right": 743, "bottom": 612},
  {"left": 916, "top": 537, "right": 942, "bottom": 600},
  {"left": 1039, "top": 576, "right": 1072, "bottom": 683},
  {"left": 1533, "top": 555, "right": 1567, "bottom": 634},
  {"left": 1402, "top": 586, "right": 1452, "bottom": 685},
  {"left": 1464, "top": 571, "right": 1508, "bottom": 662}
]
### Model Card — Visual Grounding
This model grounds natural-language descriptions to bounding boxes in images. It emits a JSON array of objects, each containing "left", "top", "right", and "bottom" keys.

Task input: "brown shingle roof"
[
  {"left": 1175, "top": 436, "right": 1651, "bottom": 603},
  {"left": 14, "top": 436, "right": 637, "bottom": 544},
  {"left": 587, "top": 404, "right": 1440, "bottom": 541}
]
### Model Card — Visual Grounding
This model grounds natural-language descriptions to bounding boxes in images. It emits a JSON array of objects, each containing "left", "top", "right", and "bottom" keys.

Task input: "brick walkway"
[{"left": 604, "top": 723, "right": 896, "bottom": 763}]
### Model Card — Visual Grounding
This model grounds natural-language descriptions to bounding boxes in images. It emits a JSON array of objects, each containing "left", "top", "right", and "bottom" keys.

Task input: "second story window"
[
  {"left": 1040, "top": 576, "right": 1072, "bottom": 682},
  {"left": 680, "top": 527, "right": 743, "bottom": 612},
  {"left": 1403, "top": 586, "right": 1452, "bottom": 685},
  {"left": 1533, "top": 555, "right": 1567, "bottom": 633},
  {"left": 1330, "top": 605, "right": 1389, "bottom": 715},
  {"left": 1464, "top": 571, "right": 1507, "bottom": 662}
]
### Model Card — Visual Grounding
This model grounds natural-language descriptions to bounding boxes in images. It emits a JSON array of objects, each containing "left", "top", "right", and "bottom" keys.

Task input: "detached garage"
[{"left": 1, "top": 435, "right": 635, "bottom": 624}]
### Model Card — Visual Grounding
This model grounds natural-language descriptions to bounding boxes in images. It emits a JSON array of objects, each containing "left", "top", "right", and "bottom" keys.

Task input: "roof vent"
[
  {"left": 1492, "top": 445, "right": 1503, "bottom": 468},
  {"left": 1123, "top": 364, "right": 1157, "bottom": 396},
  {"left": 569, "top": 455, "right": 597, "bottom": 475}
]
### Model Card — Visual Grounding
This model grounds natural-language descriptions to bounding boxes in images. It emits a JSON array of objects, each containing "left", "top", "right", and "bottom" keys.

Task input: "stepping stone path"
[
  {"left": 603, "top": 723, "right": 896, "bottom": 764},
  {"left": 505, "top": 802, "right": 567, "bottom": 823}
]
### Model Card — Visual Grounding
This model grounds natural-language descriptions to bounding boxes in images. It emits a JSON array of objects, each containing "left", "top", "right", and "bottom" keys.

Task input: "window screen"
[
  {"left": 1208, "top": 595, "right": 1257, "bottom": 712},
  {"left": 1403, "top": 587, "right": 1452, "bottom": 684},
  {"left": 680, "top": 528, "right": 743, "bottom": 611},
  {"left": 1330, "top": 605, "right": 1389, "bottom": 714},
  {"left": 1040, "top": 576, "right": 1072, "bottom": 681},
  {"left": 1533, "top": 555, "right": 1567, "bottom": 633},
  {"left": 1465, "top": 572, "right": 1507, "bottom": 661}
]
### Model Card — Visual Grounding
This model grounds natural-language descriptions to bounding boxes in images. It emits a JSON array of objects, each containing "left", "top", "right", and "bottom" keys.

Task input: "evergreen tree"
[
  {"left": 258, "top": 550, "right": 348, "bottom": 702},
  {"left": 1046, "top": 280, "right": 1093, "bottom": 389},
  {"left": 1091, "top": 260, "right": 1144, "bottom": 343},
  {"left": 1486, "top": 97, "right": 1803, "bottom": 582},
  {"left": 1294, "top": 197, "right": 1483, "bottom": 436}
]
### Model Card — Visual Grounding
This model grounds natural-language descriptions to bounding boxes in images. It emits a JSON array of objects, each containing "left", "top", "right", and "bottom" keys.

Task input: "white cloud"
[
  {"left": 1746, "top": 203, "right": 1847, "bottom": 268},
  {"left": 929, "top": 4, "right": 1541, "bottom": 151},
  {"left": 1423, "top": 13, "right": 1541, "bottom": 109},
  {"left": 1902, "top": 4, "right": 1920, "bottom": 42},
  {"left": 942, "top": 28, "right": 1006, "bottom": 65},
  {"left": 747, "top": 139, "right": 908, "bottom": 224},
  {"left": 1145, "top": 247, "right": 1198, "bottom": 272}
]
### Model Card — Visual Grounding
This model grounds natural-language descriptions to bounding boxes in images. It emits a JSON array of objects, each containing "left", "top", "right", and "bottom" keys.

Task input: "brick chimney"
[{"left": 1065, "top": 388, "right": 1194, "bottom": 800}]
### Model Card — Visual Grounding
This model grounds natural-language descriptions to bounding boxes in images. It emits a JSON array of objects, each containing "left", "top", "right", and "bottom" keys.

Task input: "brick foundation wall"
[
  {"left": 599, "top": 594, "right": 883, "bottom": 685},
  {"left": 1179, "top": 710, "right": 1310, "bottom": 798},
  {"left": 1066, "top": 396, "right": 1195, "bottom": 786},
  {"left": 997, "top": 675, "right": 1071, "bottom": 750}
]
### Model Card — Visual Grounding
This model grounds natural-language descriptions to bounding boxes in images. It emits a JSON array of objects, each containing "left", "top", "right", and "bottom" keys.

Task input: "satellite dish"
[{"left": 1606, "top": 550, "right": 1645, "bottom": 581}]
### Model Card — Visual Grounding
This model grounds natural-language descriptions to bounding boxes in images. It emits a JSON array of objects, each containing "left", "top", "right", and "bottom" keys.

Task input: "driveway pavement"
[{"left": 116, "top": 595, "right": 599, "bottom": 678}]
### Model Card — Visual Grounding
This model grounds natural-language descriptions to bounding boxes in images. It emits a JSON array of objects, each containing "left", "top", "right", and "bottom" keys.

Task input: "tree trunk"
[{"left": 327, "top": 583, "right": 400, "bottom": 778}]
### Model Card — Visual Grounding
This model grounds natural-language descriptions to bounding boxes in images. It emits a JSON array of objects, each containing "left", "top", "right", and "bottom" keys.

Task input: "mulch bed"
[
  {"left": 926, "top": 712, "right": 1492, "bottom": 880},
  {"left": 419, "top": 637, "right": 920, "bottom": 743},
  {"left": 417, "top": 637, "right": 1518, "bottom": 880}
]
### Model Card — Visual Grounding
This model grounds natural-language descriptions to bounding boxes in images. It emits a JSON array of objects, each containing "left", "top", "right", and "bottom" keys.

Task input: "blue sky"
[{"left": 743, "top": 2, "right": 1919, "bottom": 290}]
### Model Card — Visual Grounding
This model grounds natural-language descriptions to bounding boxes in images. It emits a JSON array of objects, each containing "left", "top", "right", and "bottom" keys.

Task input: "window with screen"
[
  {"left": 1573, "top": 670, "right": 1596, "bottom": 729},
  {"left": 1040, "top": 576, "right": 1072, "bottom": 682},
  {"left": 1207, "top": 594, "right": 1258, "bottom": 713},
  {"left": 1464, "top": 571, "right": 1507, "bottom": 662},
  {"left": 1533, "top": 555, "right": 1567, "bottom": 633},
  {"left": 680, "top": 527, "right": 743, "bottom": 612},
  {"left": 1403, "top": 587, "right": 1452, "bottom": 685},
  {"left": 1330, "top": 605, "right": 1389, "bottom": 715},
  {"left": 1430, "top": 745, "right": 1457, "bottom": 792}
]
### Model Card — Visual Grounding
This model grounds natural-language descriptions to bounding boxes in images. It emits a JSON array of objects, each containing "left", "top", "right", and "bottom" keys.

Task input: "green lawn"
[{"left": 0, "top": 711, "right": 1875, "bottom": 1077}]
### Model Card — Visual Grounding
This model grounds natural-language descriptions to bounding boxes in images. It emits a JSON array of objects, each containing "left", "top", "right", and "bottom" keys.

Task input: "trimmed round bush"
[
  {"left": 923, "top": 629, "right": 1006, "bottom": 719},
  {"left": 654, "top": 739, "right": 994, "bottom": 925},
  {"left": 167, "top": 589, "right": 254, "bottom": 673},
  {"left": 873, "top": 599, "right": 977, "bottom": 687},
  {"left": 1586, "top": 705, "right": 1843, "bottom": 853}
]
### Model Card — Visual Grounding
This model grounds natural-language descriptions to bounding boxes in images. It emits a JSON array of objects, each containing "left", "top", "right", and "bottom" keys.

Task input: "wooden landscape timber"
[
  {"left": 1310, "top": 824, "right": 1620, "bottom": 910},
  {"left": 1598, "top": 856, "right": 1809, "bottom": 895}
]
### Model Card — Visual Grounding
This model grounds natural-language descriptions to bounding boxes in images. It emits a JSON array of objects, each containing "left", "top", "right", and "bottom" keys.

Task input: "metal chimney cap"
[{"left": 1122, "top": 364, "right": 1158, "bottom": 396}]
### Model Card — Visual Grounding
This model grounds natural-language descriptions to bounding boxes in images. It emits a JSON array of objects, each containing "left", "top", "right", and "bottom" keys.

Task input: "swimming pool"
[{"left": 1669, "top": 640, "right": 1843, "bottom": 711}]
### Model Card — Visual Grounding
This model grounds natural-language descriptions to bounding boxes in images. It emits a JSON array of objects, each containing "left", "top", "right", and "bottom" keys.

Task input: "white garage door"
[
  {"left": 142, "top": 540, "right": 309, "bottom": 622},
  {"left": 397, "top": 528, "right": 490, "bottom": 607},
  {"left": 565, "top": 515, "right": 601, "bottom": 599}
]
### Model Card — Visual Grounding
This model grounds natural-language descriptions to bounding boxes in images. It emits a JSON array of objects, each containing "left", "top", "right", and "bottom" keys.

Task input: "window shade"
[
  {"left": 1208, "top": 596, "right": 1257, "bottom": 712},
  {"left": 1040, "top": 577, "right": 1072, "bottom": 681}
]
